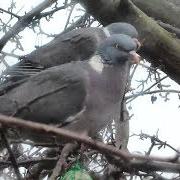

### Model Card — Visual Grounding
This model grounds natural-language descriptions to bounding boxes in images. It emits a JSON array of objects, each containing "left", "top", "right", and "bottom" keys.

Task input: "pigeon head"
[
  {"left": 98, "top": 34, "right": 140, "bottom": 65},
  {"left": 105, "top": 22, "right": 138, "bottom": 38}
]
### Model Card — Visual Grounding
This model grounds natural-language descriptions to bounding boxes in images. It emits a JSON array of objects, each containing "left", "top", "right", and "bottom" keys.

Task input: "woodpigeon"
[
  {"left": 0, "top": 34, "right": 140, "bottom": 141},
  {"left": 0, "top": 23, "right": 140, "bottom": 95}
]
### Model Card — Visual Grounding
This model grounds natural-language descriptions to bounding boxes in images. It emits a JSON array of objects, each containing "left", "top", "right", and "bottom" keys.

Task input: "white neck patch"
[
  {"left": 88, "top": 55, "right": 104, "bottom": 74},
  {"left": 103, "top": 27, "right": 111, "bottom": 37}
]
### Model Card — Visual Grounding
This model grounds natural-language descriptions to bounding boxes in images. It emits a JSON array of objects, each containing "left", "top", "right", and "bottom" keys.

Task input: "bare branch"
[
  {"left": 0, "top": 114, "right": 179, "bottom": 166},
  {"left": 0, "top": 129, "right": 22, "bottom": 180},
  {"left": 36, "top": 3, "right": 73, "bottom": 19},
  {"left": 126, "top": 76, "right": 168, "bottom": 103},
  {"left": 64, "top": 3, "right": 76, "bottom": 30},
  {"left": 0, "top": 157, "right": 57, "bottom": 170},
  {"left": 0, "top": 0, "right": 58, "bottom": 51},
  {"left": 1, "top": 51, "right": 20, "bottom": 58},
  {"left": 0, "top": 8, "right": 20, "bottom": 19},
  {"left": 126, "top": 89, "right": 180, "bottom": 101}
]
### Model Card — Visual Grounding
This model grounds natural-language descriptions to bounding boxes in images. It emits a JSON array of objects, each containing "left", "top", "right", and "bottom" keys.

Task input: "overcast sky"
[{"left": 0, "top": 0, "right": 180, "bottom": 159}]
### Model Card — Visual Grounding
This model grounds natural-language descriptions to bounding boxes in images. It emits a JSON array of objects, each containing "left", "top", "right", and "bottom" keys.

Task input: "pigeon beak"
[
  {"left": 132, "top": 38, "right": 141, "bottom": 50},
  {"left": 129, "top": 50, "right": 141, "bottom": 64}
]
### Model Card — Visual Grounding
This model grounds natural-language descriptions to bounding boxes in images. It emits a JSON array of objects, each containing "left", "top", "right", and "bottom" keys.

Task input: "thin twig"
[
  {"left": 126, "top": 89, "right": 180, "bottom": 100},
  {"left": 0, "top": 128, "right": 22, "bottom": 180},
  {"left": 0, "top": 8, "right": 20, "bottom": 19},
  {"left": 64, "top": 3, "right": 76, "bottom": 30},
  {"left": 126, "top": 76, "right": 168, "bottom": 103},
  {"left": 0, "top": 0, "right": 58, "bottom": 51}
]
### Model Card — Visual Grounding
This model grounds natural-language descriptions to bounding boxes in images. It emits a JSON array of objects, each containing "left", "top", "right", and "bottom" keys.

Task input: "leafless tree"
[{"left": 0, "top": 0, "right": 180, "bottom": 179}]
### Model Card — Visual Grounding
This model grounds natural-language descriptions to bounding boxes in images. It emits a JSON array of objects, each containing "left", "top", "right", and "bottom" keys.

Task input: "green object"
[{"left": 59, "top": 163, "right": 93, "bottom": 180}]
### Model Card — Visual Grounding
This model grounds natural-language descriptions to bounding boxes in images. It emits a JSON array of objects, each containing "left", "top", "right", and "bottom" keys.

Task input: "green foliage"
[{"left": 59, "top": 162, "right": 93, "bottom": 180}]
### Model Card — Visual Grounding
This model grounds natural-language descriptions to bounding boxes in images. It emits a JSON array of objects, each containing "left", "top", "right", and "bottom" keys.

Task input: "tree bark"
[{"left": 132, "top": 0, "right": 180, "bottom": 29}]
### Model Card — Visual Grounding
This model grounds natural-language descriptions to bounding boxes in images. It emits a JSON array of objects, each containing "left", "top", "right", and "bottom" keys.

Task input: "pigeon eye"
[
  {"left": 114, "top": 43, "right": 130, "bottom": 53},
  {"left": 114, "top": 43, "right": 120, "bottom": 49}
]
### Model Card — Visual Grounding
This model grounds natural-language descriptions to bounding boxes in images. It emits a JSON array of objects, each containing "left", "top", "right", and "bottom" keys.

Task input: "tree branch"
[
  {"left": 0, "top": 129, "right": 22, "bottom": 180},
  {"left": 158, "top": 21, "right": 180, "bottom": 38},
  {"left": 0, "top": 0, "right": 58, "bottom": 51},
  {"left": 132, "top": 0, "right": 180, "bottom": 29},
  {"left": 126, "top": 89, "right": 180, "bottom": 101},
  {"left": 0, "top": 114, "right": 179, "bottom": 163},
  {"left": 0, "top": 8, "right": 20, "bottom": 19}
]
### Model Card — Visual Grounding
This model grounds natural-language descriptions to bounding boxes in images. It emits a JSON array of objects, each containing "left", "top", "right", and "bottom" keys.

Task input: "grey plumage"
[
  {"left": 0, "top": 23, "right": 139, "bottom": 95},
  {"left": 0, "top": 34, "right": 140, "bottom": 141},
  {"left": 20, "top": 22, "right": 138, "bottom": 67}
]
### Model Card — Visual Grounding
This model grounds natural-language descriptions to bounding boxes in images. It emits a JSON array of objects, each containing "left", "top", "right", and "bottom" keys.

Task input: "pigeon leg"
[{"left": 49, "top": 142, "right": 79, "bottom": 180}]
